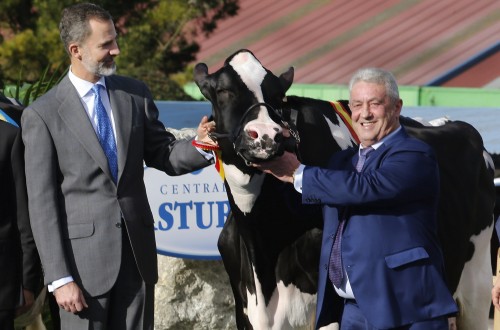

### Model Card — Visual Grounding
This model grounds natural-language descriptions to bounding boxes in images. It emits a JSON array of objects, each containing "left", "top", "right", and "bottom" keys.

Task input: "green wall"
[{"left": 184, "top": 83, "right": 500, "bottom": 108}]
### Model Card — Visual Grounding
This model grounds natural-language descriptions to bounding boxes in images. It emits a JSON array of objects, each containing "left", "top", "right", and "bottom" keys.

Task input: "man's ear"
[
  {"left": 69, "top": 43, "right": 82, "bottom": 60},
  {"left": 396, "top": 98, "right": 403, "bottom": 115}
]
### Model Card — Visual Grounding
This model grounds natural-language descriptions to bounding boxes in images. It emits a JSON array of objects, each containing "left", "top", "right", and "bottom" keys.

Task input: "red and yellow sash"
[{"left": 330, "top": 101, "right": 359, "bottom": 144}]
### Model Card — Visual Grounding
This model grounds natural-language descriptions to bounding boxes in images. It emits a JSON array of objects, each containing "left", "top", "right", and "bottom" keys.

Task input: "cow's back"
[{"left": 403, "top": 119, "right": 495, "bottom": 329}]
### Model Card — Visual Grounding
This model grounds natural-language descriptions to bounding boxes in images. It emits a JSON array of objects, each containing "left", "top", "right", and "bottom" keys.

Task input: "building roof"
[{"left": 192, "top": 0, "right": 500, "bottom": 88}]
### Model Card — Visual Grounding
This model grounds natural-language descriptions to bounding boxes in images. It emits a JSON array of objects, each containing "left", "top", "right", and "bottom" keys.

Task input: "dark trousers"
[
  {"left": 59, "top": 227, "right": 154, "bottom": 330},
  {"left": 341, "top": 299, "right": 449, "bottom": 330},
  {"left": 0, "top": 309, "right": 15, "bottom": 330}
]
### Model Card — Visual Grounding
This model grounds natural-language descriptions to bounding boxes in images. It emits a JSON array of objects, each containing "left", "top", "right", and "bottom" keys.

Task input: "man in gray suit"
[{"left": 21, "top": 3, "right": 215, "bottom": 329}]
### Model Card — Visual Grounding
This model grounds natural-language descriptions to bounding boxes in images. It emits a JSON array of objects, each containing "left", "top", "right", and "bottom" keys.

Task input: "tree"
[{"left": 0, "top": 0, "right": 239, "bottom": 100}]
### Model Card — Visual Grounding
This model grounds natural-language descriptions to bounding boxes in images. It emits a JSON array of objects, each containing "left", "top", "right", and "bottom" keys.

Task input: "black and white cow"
[{"left": 194, "top": 49, "right": 496, "bottom": 329}]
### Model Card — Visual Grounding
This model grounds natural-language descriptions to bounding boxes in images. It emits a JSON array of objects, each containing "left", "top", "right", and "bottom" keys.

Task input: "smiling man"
[{"left": 255, "top": 68, "right": 458, "bottom": 329}]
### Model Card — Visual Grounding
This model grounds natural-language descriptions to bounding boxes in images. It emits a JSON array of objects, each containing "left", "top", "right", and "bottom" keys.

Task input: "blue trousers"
[{"left": 341, "top": 299, "right": 449, "bottom": 330}]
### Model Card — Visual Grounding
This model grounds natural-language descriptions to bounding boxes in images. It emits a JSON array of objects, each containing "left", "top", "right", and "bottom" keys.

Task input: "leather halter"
[{"left": 209, "top": 102, "right": 300, "bottom": 164}]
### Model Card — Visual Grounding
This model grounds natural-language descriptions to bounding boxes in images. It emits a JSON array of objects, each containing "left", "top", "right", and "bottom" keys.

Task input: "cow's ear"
[
  {"left": 279, "top": 67, "right": 294, "bottom": 93},
  {"left": 194, "top": 63, "right": 213, "bottom": 101},
  {"left": 194, "top": 63, "right": 208, "bottom": 84}
]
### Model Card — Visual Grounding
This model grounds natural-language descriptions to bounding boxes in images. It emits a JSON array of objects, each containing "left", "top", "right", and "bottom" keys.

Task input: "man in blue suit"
[{"left": 256, "top": 68, "right": 458, "bottom": 329}]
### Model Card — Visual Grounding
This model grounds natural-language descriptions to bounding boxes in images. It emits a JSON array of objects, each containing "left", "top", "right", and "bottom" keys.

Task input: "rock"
[{"left": 154, "top": 253, "right": 236, "bottom": 329}]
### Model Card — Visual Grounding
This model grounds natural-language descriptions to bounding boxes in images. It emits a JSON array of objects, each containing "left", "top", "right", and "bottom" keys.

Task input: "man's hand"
[
  {"left": 196, "top": 115, "right": 216, "bottom": 145},
  {"left": 252, "top": 151, "right": 300, "bottom": 184},
  {"left": 493, "top": 277, "right": 500, "bottom": 311},
  {"left": 54, "top": 281, "right": 88, "bottom": 313}
]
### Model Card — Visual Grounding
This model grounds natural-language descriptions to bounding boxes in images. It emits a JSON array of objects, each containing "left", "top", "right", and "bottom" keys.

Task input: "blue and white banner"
[{"left": 145, "top": 165, "right": 229, "bottom": 260}]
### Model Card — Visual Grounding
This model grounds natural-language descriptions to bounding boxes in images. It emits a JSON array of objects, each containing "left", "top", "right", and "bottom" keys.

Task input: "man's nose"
[
  {"left": 360, "top": 104, "right": 371, "bottom": 117},
  {"left": 110, "top": 42, "right": 120, "bottom": 56}
]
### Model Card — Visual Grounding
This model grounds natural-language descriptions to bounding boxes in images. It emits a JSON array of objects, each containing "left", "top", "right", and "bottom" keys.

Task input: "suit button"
[{"left": 115, "top": 222, "right": 122, "bottom": 228}]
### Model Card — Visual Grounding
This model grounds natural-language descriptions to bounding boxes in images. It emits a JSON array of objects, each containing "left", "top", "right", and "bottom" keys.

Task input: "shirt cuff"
[
  {"left": 194, "top": 136, "right": 215, "bottom": 161},
  {"left": 48, "top": 276, "right": 74, "bottom": 292},
  {"left": 293, "top": 164, "right": 305, "bottom": 193}
]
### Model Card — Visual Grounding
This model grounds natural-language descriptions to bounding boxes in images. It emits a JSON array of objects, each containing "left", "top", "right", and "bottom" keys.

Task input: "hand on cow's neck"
[{"left": 252, "top": 151, "right": 299, "bottom": 184}]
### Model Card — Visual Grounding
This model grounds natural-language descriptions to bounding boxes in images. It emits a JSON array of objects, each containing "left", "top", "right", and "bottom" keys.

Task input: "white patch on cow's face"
[
  {"left": 223, "top": 162, "right": 265, "bottom": 214},
  {"left": 229, "top": 52, "right": 283, "bottom": 159},
  {"left": 245, "top": 265, "right": 317, "bottom": 329},
  {"left": 324, "top": 115, "right": 357, "bottom": 150},
  {"left": 452, "top": 221, "right": 493, "bottom": 330},
  {"left": 229, "top": 52, "right": 266, "bottom": 102}
]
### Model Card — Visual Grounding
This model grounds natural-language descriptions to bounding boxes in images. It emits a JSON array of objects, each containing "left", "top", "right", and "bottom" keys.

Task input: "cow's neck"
[
  {"left": 223, "top": 162, "right": 265, "bottom": 214},
  {"left": 324, "top": 114, "right": 358, "bottom": 150}
]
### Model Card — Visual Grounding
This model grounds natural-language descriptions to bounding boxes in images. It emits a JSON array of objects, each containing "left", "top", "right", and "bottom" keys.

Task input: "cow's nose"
[
  {"left": 246, "top": 125, "right": 281, "bottom": 140},
  {"left": 248, "top": 129, "right": 259, "bottom": 140}
]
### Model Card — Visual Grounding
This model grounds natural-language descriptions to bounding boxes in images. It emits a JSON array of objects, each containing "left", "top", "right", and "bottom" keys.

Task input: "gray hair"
[
  {"left": 59, "top": 3, "right": 113, "bottom": 55},
  {"left": 349, "top": 68, "right": 400, "bottom": 102}
]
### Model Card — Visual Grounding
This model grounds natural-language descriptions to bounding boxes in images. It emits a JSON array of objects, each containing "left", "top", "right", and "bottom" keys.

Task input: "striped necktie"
[
  {"left": 92, "top": 84, "right": 118, "bottom": 183},
  {"left": 329, "top": 146, "right": 374, "bottom": 287}
]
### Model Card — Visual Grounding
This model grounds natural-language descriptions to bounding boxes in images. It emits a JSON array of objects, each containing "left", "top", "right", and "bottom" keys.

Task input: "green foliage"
[
  {"left": 3, "top": 64, "right": 67, "bottom": 106},
  {"left": 0, "top": 0, "right": 239, "bottom": 100}
]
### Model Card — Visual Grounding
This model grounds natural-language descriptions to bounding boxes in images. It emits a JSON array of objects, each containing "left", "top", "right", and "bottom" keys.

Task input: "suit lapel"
[
  {"left": 106, "top": 77, "right": 132, "bottom": 183},
  {"left": 57, "top": 76, "right": 113, "bottom": 181},
  {"left": 354, "top": 127, "right": 408, "bottom": 170}
]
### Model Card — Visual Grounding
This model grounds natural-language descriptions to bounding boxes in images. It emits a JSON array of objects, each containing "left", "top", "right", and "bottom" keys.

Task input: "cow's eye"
[{"left": 217, "top": 88, "right": 230, "bottom": 95}]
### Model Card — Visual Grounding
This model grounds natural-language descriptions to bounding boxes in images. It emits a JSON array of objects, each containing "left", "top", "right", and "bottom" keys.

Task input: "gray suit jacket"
[{"left": 22, "top": 74, "right": 212, "bottom": 296}]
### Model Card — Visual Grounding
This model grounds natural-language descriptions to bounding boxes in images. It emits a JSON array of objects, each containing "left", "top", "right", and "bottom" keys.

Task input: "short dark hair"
[{"left": 59, "top": 2, "right": 113, "bottom": 55}]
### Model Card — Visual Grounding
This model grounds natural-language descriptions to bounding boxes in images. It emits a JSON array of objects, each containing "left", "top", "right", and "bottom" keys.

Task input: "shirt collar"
[
  {"left": 68, "top": 68, "right": 106, "bottom": 98},
  {"left": 360, "top": 126, "right": 402, "bottom": 151}
]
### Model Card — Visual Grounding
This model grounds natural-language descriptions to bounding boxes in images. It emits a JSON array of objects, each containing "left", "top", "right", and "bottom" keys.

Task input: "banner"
[{"left": 145, "top": 164, "right": 229, "bottom": 260}]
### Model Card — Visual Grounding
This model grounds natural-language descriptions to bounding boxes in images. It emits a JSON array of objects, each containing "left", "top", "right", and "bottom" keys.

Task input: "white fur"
[
  {"left": 484, "top": 150, "right": 494, "bottom": 171},
  {"left": 246, "top": 265, "right": 317, "bottom": 330},
  {"left": 319, "top": 324, "right": 340, "bottom": 330},
  {"left": 412, "top": 116, "right": 450, "bottom": 126},
  {"left": 223, "top": 162, "right": 266, "bottom": 214},
  {"left": 324, "top": 115, "right": 357, "bottom": 150},
  {"left": 230, "top": 52, "right": 267, "bottom": 102},
  {"left": 453, "top": 222, "right": 494, "bottom": 330}
]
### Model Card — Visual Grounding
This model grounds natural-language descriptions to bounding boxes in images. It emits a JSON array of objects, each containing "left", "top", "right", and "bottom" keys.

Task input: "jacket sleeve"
[
  {"left": 12, "top": 125, "right": 42, "bottom": 292},
  {"left": 22, "top": 108, "right": 70, "bottom": 285},
  {"left": 302, "top": 142, "right": 439, "bottom": 207},
  {"left": 139, "top": 82, "right": 214, "bottom": 175}
]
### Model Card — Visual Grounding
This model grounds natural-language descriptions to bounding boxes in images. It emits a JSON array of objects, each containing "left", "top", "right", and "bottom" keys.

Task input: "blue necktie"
[
  {"left": 329, "top": 146, "right": 374, "bottom": 287},
  {"left": 92, "top": 84, "right": 118, "bottom": 183}
]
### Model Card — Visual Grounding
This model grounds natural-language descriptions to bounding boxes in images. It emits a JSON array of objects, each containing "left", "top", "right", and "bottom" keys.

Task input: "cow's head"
[{"left": 194, "top": 49, "right": 294, "bottom": 165}]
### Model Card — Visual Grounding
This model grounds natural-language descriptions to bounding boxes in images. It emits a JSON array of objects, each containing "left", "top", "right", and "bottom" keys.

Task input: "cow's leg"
[
  {"left": 218, "top": 213, "right": 252, "bottom": 329},
  {"left": 453, "top": 222, "right": 494, "bottom": 330}
]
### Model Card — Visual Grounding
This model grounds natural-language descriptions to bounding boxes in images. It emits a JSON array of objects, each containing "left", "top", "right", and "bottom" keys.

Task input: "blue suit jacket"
[{"left": 303, "top": 127, "right": 458, "bottom": 329}]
